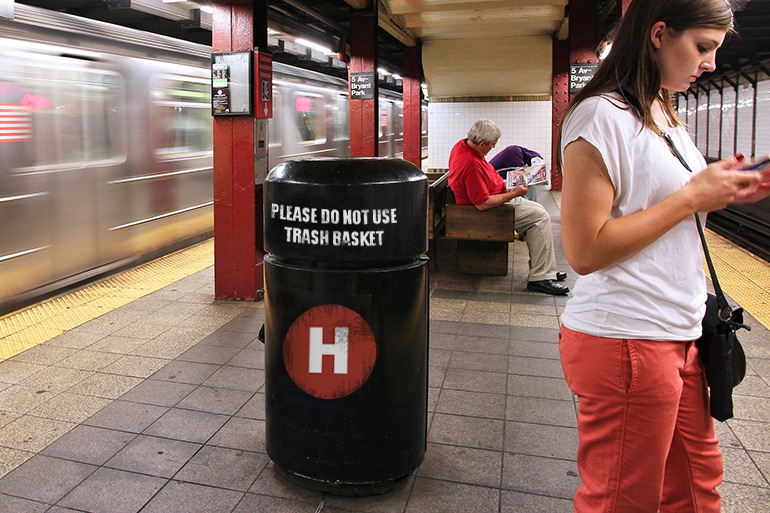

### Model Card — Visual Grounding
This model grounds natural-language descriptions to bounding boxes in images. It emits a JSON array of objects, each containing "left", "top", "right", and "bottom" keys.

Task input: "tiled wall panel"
[
  {"left": 736, "top": 82, "right": 754, "bottom": 157},
  {"left": 757, "top": 78, "right": 770, "bottom": 156},
  {"left": 708, "top": 89, "right": 722, "bottom": 160},
  {"left": 427, "top": 101, "right": 552, "bottom": 170}
]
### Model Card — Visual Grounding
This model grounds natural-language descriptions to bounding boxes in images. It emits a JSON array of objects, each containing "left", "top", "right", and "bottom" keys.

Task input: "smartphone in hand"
[{"left": 742, "top": 155, "right": 770, "bottom": 171}]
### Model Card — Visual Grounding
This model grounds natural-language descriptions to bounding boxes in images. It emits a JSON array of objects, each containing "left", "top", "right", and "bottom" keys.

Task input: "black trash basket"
[{"left": 263, "top": 158, "right": 429, "bottom": 496}]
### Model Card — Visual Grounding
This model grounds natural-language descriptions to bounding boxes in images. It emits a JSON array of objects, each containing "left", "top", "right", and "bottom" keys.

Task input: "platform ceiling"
[{"left": 9, "top": 0, "right": 770, "bottom": 97}]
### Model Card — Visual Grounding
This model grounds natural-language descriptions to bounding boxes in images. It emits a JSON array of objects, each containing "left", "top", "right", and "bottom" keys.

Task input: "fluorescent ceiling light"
[
  {"left": 391, "top": 74, "right": 402, "bottom": 80},
  {"left": 377, "top": 68, "right": 391, "bottom": 76},
  {"left": 295, "top": 38, "right": 334, "bottom": 55},
  {"left": 200, "top": 6, "right": 213, "bottom": 13}
]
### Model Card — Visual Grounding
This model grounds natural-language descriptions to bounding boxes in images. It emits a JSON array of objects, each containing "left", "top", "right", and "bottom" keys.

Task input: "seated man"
[
  {"left": 448, "top": 119, "right": 568, "bottom": 295},
  {"left": 489, "top": 145, "right": 543, "bottom": 201}
]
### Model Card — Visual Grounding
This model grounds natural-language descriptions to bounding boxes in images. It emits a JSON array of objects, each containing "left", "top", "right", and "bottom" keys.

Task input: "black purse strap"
[{"left": 659, "top": 131, "right": 734, "bottom": 321}]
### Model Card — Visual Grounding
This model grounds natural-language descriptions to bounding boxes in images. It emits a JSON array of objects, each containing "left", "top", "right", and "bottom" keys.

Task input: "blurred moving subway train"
[{"left": 0, "top": 6, "right": 427, "bottom": 314}]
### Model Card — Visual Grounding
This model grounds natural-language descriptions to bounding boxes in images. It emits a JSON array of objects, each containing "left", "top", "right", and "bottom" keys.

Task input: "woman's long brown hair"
[{"left": 556, "top": 0, "right": 734, "bottom": 169}]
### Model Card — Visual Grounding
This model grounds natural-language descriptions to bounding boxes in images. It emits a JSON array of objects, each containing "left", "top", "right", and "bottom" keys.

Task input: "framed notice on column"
[{"left": 211, "top": 51, "right": 253, "bottom": 116}]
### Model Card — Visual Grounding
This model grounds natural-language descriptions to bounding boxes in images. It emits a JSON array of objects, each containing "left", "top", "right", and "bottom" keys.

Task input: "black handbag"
[{"left": 661, "top": 131, "right": 750, "bottom": 421}]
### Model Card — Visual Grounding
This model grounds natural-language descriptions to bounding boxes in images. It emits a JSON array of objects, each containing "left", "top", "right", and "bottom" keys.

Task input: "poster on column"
[{"left": 255, "top": 50, "right": 272, "bottom": 118}]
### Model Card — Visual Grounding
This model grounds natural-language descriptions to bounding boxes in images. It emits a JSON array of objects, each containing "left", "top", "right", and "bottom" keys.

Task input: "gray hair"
[{"left": 467, "top": 119, "right": 501, "bottom": 144}]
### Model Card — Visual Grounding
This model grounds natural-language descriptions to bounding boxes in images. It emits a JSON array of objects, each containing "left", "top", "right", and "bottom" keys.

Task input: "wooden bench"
[
  {"left": 444, "top": 188, "right": 516, "bottom": 276},
  {"left": 427, "top": 170, "right": 449, "bottom": 267}
]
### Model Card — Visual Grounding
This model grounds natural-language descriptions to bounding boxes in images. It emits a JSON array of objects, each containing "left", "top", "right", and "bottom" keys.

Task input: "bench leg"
[{"left": 456, "top": 240, "right": 509, "bottom": 276}]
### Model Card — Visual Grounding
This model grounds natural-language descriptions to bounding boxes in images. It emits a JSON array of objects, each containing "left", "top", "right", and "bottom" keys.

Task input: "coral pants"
[{"left": 559, "top": 326, "right": 723, "bottom": 513}]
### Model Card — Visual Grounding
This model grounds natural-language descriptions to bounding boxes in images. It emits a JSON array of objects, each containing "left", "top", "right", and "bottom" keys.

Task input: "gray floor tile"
[
  {"left": 140, "top": 480, "right": 245, "bottom": 513},
  {"left": 506, "top": 396, "right": 577, "bottom": 427},
  {"left": 721, "top": 446, "right": 768, "bottom": 487},
  {"left": 178, "top": 345, "right": 241, "bottom": 365},
  {"left": 175, "top": 445, "right": 269, "bottom": 491},
  {"left": 727, "top": 419, "right": 770, "bottom": 452},
  {"left": 405, "top": 477, "right": 499, "bottom": 513},
  {"left": 509, "top": 326, "right": 560, "bottom": 343},
  {"left": 199, "top": 330, "right": 257, "bottom": 348},
  {"left": 507, "top": 374, "right": 574, "bottom": 401},
  {"left": 453, "top": 335, "right": 509, "bottom": 354},
  {"left": 321, "top": 474, "right": 415, "bottom": 513},
  {"left": 57, "top": 467, "right": 166, "bottom": 513},
  {"left": 442, "top": 368, "right": 507, "bottom": 395},
  {"left": 226, "top": 348, "right": 265, "bottom": 369},
  {"left": 150, "top": 360, "right": 221, "bottom": 384},
  {"left": 83, "top": 399, "right": 169, "bottom": 433},
  {"left": 119, "top": 379, "right": 196, "bottom": 407},
  {"left": 202, "top": 366, "right": 265, "bottom": 392},
  {"left": 0, "top": 455, "right": 96, "bottom": 504},
  {"left": 428, "top": 365, "right": 447, "bottom": 388},
  {"left": 457, "top": 323, "right": 509, "bottom": 340},
  {"left": 0, "top": 494, "right": 49, "bottom": 513},
  {"left": 500, "top": 489, "right": 573, "bottom": 512},
  {"left": 719, "top": 481, "right": 770, "bottom": 513},
  {"left": 508, "top": 356, "right": 564, "bottom": 378},
  {"left": 176, "top": 385, "right": 253, "bottom": 415},
  {"left": 40, "top": 425, "right": 135, "bottom": 465},
  {"left": 449, "top": 351, "right": 508, "bottom": 373},
  {"left": 232, "top": 493, "right": 323, "bottom": 513},
  {"left": 504, "top": 422, "right": 578, "bottom": 460},
  {"left": 508, "top": 339, "right": 560, "bottom": 360},
  {"left": 105, "top": 434, "right": 201, "bottom": 478},
  {"left": 501, "top": 453, "right": 579, "bottom": 500},
  {"left": 428, "top": 413, "right": 504, "bottom": 451},
  {"left": 248, "top": 461, "right": 324, "bottom": 503},
  {"left": 144, "top": 408, "right": 229, "bottom": 444},
  {"left": 208, "top": 417, "right": 265, "bottom": 453},
  {"left": 235, "top": 392, "right": 266, "bottom": 420},
  {"left": 417, "top": 443, "right": 502, "bottom": 488},
  {"left": 436, "top": 389, "right": 506, "bottom": 420}
]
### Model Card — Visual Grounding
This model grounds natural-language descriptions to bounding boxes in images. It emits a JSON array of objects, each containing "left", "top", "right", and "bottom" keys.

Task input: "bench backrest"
[{"left": 445, "top": 187, "right": 515, "bottom": 241}]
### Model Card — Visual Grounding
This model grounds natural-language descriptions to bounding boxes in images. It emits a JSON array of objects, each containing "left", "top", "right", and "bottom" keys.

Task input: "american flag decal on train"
[{"left": 0, "top": 104, "right": 32, "bottom": 143}]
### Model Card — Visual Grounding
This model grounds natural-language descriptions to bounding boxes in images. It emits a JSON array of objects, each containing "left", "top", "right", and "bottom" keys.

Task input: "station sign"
[
  {"left": 350, "top": 72, "right": 375, "bottom": 100},
  {"left": 255, "top": 50, "right": 273, "bottom": 119},
  {"left": 570, "top": 63, "right": 598, "bottom": 94},
  {"left": 283, "top": 304, "right": 377, "bottom": 400}
]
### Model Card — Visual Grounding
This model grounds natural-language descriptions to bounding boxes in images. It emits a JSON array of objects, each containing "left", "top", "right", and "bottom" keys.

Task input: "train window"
[
  {"left": 269, "top": 88, "right": 282, "bottom": 148},
  {"left": 332, "top": 96, "right": 348, "bottom": 141},
  {"left": 394, "top": 103, "right": 403, "bottom": 139},
  {"left": 293, "top": 93, "right": 326, "bottom": 144},
  {"left": 1, "top": 58, "right": 125, "bottom": 170},
  {"left": 150, "top": 76, "right": 212, "bottom": 157}
]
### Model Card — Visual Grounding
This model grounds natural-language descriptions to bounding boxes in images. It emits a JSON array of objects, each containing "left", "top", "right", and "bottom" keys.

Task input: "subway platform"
[{"left": 1, "top": 190, "right": 769, "bottom": 512}]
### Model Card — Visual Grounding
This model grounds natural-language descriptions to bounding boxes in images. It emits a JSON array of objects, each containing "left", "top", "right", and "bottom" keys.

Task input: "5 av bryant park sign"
[{"left": 570, "top": 63, "right": 598, "bottom": 94}]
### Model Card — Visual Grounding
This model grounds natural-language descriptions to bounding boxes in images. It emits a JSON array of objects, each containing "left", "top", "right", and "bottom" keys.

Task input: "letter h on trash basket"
[{"left": 308, "top": 327, "right": 349, "bottom": 374}]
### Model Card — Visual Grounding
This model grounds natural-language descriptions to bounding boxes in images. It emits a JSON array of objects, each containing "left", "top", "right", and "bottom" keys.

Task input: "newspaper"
[{"left": 501, "top": 163, "right": 549, "bottom": 190}]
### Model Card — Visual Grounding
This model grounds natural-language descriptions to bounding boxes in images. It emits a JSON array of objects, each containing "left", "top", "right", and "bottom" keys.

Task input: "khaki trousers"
[
  {"left": 559, "top": 325, "right": 723, "bottom": 513},
  {"left": 509, "top": 196, "right": 558, "bottom": 281}
]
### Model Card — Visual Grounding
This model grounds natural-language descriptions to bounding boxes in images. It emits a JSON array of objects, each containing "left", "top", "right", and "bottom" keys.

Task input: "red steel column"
[
  {"left": 403, "top": 44, "right": 422, "bottom": 167},
  {"left": 551, "top": 0, "right": 599, "bottom": 191},
  {"left": 212, "top": 0, "right": 265, "bottom": 300},
  {"left": 349, "top": 10, "right": 378, "bottom": 157},
  {"left": 551, "top": 39, "right": 569, "bottom": 191}
]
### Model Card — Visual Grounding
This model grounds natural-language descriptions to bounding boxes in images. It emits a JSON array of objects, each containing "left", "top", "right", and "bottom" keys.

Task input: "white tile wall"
[
  {"left": 736, "top": 82, "right": 754, "bottom": 157},
  {"left": 757, "top": 78, "right": 770, "bottom": 156},
  {"left": 696, "top": 90, "right": 708, "bottom": 154},
  {"left": 426, "top": 101, "right": 553, "bottom": 170},
  {"left": 720, "top": 87, "right": 736, "bottom": 155},
  {"left": 708, "top": 89, "right": 722, "bottom": 159}
]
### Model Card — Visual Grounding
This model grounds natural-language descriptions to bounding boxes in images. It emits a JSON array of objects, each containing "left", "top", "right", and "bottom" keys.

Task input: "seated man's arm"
[{"left": 475, "top": 185, "right": 529, "bottom": 211}]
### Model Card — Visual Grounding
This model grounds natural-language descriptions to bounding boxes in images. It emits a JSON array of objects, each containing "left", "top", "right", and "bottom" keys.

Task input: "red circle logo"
[{"left": 283, "top": 304, "right": 377, "bottom": 399}]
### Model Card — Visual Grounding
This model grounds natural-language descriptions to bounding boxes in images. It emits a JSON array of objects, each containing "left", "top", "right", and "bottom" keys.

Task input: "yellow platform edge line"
[
  {"left": 704, "top": 229, "right": 770, "bottom": 329},
  {"left": 0, "top": 238, "right": 215, "bottom": 361}
]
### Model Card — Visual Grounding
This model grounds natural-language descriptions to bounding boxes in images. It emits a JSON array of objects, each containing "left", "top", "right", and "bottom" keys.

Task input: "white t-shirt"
[{"left": 560, "top": 94, "right": 707, "bottom": 341}]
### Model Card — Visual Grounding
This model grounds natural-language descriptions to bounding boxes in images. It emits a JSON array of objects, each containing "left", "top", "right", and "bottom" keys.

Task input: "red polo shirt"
[{"left": 448, "top": 139, "right": 507, "bottom": 205}]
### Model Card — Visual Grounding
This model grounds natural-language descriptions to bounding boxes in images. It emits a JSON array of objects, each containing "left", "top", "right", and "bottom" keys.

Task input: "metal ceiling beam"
[{"left": 129, "top": 0, "right": 211, "bottom": 29}]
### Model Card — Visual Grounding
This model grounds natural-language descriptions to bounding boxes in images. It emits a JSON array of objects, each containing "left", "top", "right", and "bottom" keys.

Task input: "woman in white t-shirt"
[{"left": 557, "top": 0, "right": 770, "bottom": 511}]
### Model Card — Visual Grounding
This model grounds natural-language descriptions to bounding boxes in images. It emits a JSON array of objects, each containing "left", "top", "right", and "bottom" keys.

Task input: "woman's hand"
[{"left": 683, "top": 156, "right": 770, "bottom": 211}]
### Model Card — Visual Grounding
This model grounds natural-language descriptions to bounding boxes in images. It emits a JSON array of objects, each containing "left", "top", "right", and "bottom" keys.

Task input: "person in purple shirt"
[{"left": 489, "top": 145, "right": 543, "bottom": 201}]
